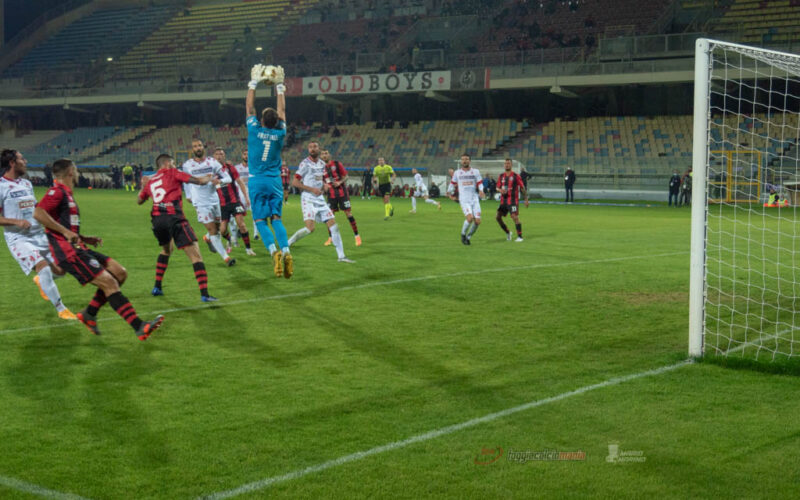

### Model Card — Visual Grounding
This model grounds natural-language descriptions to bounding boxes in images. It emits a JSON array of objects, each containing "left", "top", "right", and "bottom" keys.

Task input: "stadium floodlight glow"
[
  {"left": 689, "top": 38, "right": 800, "bottom": 361},
  {"left": 255, "top": 46, "right": 263, "bottom": 52},
  {"left": 549, "top": 85, "right": 578, "bottom": 98},
  {"left": 106, "top": 57, "right": 113, "bottom": 62}
]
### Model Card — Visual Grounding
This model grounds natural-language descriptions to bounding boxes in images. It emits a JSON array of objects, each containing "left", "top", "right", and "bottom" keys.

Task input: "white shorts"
[
  {"left": 413, "top": 185, "right": 428, "bottom": 197},
  {"left": 7, "top": 234, "right": 50, "bottom": 275},
  {"left": 195, "top": 204, "right": 221, "bottom": 224},
  {"left": 460, "top": 199, "right": 482, "bottom": 219},
  {"left": 301, "top": 195, "right": 334, "bottom": 223}
]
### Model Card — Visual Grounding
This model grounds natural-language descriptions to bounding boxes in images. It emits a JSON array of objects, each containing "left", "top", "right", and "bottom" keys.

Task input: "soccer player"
[
  {"left": 0, "top": 149, "right": 76, "bottom": 320},
  {"left": 372, "top": 157, "right": 395, "bottom": 220},
  {"left": 361, "top": 166, "right": 373, "bottom": 199},
  {"left": 409, "top": 167, "right": 441, "bottom": 213},
  {"left": 281, "top": 162, "right": 290, "bottom": 204},
  {"left": 246, "top": 63, "right": 293, "bottom": 278},
  {"left": 496, "top": 158, "right": 529, "bottom": 242},
  {"left": 288, "top": 141, "right": 355, "bottom": 263},
  {"left": 451, "top": 154, "right": 485, "bottom": 245},
  {"left": 34, "top": 159, "right": 163, "bottom": 340},
  {"left": 321, "top": 149, "right": 361, "bottom": 247},
  {"left": 138, "top": 154, "right": 218, "bottom": 301},
  {"left": 234, "top": 150, "right": 258, "bottom": 240},
  {"left": 446, "top": 167, "right": 458, "bottom": 201},
  {"left": 122, "top": 163, "right": 134, "bottom": 192},
  {"left": 182, "top": 139, "right": 236, "bottom": 267},
  {"left": 212, "top": 147, "right": 255, "bottom": 256}
]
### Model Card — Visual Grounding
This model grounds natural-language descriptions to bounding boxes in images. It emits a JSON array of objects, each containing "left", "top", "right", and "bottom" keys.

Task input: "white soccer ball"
[
  {"left": 260, "top": 65, "right": 281, "bottom": 84},
  {"left": 494, "top": 193, "right": 502, "bottom": 201}
]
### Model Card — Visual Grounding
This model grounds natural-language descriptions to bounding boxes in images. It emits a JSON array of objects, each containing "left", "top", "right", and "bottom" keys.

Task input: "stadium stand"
[
  {"left": 21, "top": 127, "right": 132, "bottom": 165},
  {"left": 708, "top": 0, "right": 800, "bottom": 44},
  {"left": 2, "top": 5, "right": 179, "bottom": 78},
  {"left": 114, "top": 0, "right": 318, "bottom": 81}
]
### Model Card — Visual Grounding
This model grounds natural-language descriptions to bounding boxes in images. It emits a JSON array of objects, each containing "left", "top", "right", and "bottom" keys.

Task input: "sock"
[
  {"left": 107, "top": 291, "right": 143, "bottom": 331},
  {"left": 256, "top": 220, "right": 276, "bottom": 251},
  {"left": 425, "top": 198, "right": 437, "bottom": 205},
  {"left": 330, "top": 224, "right": 346, "bottom": 259},
  {"left": 192, "top": 262, "right": 209, "bottom": 297},
  {"left": 239, "top": 231, "right": 251, "bottom": 249},
  {"left": 222, "top": 230, "right": 231, "bottom": 244},
  {"left": 411, "top": 197, "right": 417, "bottom": 210},
  {"left": 497, "top": 217, "right": 509, "bottom": 234},
  {"left": 289, "top": 227, "right": 311, "bottom": 246},
  {"left": 461, "top": 220, "right": 471, "bottom": 235},
  {"left": 384, "top": 204, "right": 390, "bottom": 217},
  {"left": 347, "top": 215, "right": 359, "bottom": 236},
  {"left": 327, "top": 227, "right": 332, "bottom": 238},
  {"left": 37, "top": 266, "right": 65, "bottom": 312},
  {"left": 154, "top": 254, "right": 169, "bottom": 289},
  {"left": 252, "top": 221, "right": 259, "bottom": 237},
  {"left": 269, "top": 243, "right": 278, "bottom": 254},
  {"left": 271, "top": 218, "right": 290, "bottom": 250},
  {"left": 210, "top": 234, "right": 229, "bottom": 260},
  {"left": 86, "top": 289, "right": 107, "bottom": 316},
  {"left": 515, "top": 223, "right": 522, "bottom": 237},
  {"left": 388, "top": 202, "right": 393, "bottom": 214},
  {"left": 467, "top": 222, "right": 479, "bottom": 239}
]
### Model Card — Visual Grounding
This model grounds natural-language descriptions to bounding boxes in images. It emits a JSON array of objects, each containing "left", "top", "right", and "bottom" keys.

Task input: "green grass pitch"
[{"left": 1, "top": 189, "right": 799, "bottom": 498}]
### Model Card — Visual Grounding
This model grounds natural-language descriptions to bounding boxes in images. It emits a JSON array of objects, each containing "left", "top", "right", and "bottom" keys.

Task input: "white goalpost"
[{"left": 690, "top": 38, "right": 800, "bottom": 360}]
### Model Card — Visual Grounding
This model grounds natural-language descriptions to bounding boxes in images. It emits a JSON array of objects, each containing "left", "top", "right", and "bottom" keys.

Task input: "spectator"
[
  {"left": 564, "top": 167, "right": 576, "bottom": 202},
  {"left": 668, "top": 170, "right": 681, "bottom": 207}
]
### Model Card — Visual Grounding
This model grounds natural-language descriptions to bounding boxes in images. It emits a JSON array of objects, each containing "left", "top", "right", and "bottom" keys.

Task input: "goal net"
[{"left": 690, "top": 39, "right": 800, "bottom": 361}]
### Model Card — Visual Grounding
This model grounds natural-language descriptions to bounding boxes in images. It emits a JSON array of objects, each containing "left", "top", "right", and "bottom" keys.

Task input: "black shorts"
[
  {"left": 328, "top": 195, "right": 351, "bottom": 212},
  {"left": 152, "top": 214, "right": 197, "bottom": 249},
  {"left": 282, "top": 180, "right": 289, "bottom": 190},
  {"left": 221, "top": 202, "right": 246, "bottom": 221},
  {"left": 61, "top": 249, "right": 110, "bottom": 286},
  {"left": 497, "top": 203, "right": 519, "bottom": 217},
  {"left": 378, "top": 183, "right": 392, "bottom": 196}
]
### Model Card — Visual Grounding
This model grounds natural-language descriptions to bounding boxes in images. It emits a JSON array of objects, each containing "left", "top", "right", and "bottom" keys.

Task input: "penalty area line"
[
  {"left": 0, "top": 474, "right": 92, "bottom": 500},
  {"left": 198, "top": 359, "right": 693, "bottom": 499},
  {"left": 0, "top": 251, "right": 686, "bottom": 336}
]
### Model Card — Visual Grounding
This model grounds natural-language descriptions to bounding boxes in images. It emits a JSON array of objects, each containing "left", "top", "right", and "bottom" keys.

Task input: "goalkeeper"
[{"left": 245, "top": 64, "right": 294, "bottom": 278}]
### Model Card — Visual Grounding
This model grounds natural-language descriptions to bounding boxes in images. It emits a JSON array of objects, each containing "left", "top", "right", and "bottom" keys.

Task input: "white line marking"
[
  {"left": 0, "top": 474, "right": 91, "bottom": 500},
  {"left": 0, "top": 251, "right": 686, "bottom": 337},
  {"left": 198, "top": 359, "right": 693, "bottom": 499}
]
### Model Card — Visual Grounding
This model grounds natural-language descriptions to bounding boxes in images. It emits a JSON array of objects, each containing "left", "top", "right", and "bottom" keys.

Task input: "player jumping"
[
  {"left": 288, "top": 141, "right": 355, "bottom": 263},
  {"left": 182, "top": 139, "right": 236, "bottom": 267},
  {"left": 451, "top": 153, "right": 485, "bottom": 245},
  {"left": 321, "top": 149, "right": 361, "bottom": 247},
  {"left": 409, "top": 167, "right": 441, "bottom": 213},
  {"left": 138, "top": 154, "right": 219, "bottom": 301},
  {"left": 34, "top": 159, "right": 163, "bottom": 340},
  {"left": 246, "top": 64, "right": 293, "bottom": 278},
  {"left": 0, "top": 149, "right": 76, "bottom": 320},
  {"left": 212, "top": 147, "right": 255, "bottom": 256},
  {"left": 496, "top": 158, "right": 529, "bottom": 242}
]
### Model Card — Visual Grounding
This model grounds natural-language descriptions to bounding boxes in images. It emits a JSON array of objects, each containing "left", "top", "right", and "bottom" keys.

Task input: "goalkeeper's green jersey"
[{"left": 373, "top": 164, "right": 394, "bottom": 184}]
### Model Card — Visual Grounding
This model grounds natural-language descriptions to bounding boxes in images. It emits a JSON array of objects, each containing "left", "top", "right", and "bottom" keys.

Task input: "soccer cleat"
[
  {"left": 338, "top": 257, "right": 356, "bottom": 264},
  {"left": 355, "top": 235, "right": 362, "bottom": 246},
  {"left": 58, "top": 309, "right": 78, "bottom": 321},
  {"left": 465, "top": 237, "right": 472, "bottom": 245},
  {"left": 151, "top": 286, "right": 164, "bottom": 296},
  {"left": 390, "top": 208, "right": 394, "bottom": 217},
  {"left": 245, "top": 248, "right": 257, "bottom": 256},
  {"left": 515, "top": 237, "right": 524, "bottom": 242},
  {"left": 203, "top": 234, "right": 217, "bottom": 253},
  {"left": 461, "top": 234, "right": 468, "bottom": 245},
  {"left": 409, "top": 209, "right": 416, "bottom": 214},
  {"left": 32, "top": 275, "right": 48, "bottom": 301},
  {"left": 273, "top": 251, "right": 284, "bottom": 277},
  {"left": 137, "top": 315, "right": 164, "bottom": 341},
  {"left": 225, "top": 257, "right": 237, "bottom": 267},
  {"left": 384, "top": 216, "right": 389, "bottom": 221},
  {"left": 254, "top": 234, "right": 260, "bottom": 241},
  {"left": 506, "top": 232, "right": 512, "bottom": 241},
  {"left": 77, "top": 308, "right": 101, "bottom": 336},
  {"left": 283, "top": 253, "right": 293, "bottom": 279},
  {"left": 201, "top": 295, "right": 219, "bottom": 303},
  {"left": 323, "top": 237, "right": 332, "bottom": 246}
]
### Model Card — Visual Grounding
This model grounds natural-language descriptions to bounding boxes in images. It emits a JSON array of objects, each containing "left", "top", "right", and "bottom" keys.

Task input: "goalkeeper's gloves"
[
  {"left": 275, "top": 83, "right": 286, "bottom": 95},
  {"left": 249, "top": 64, "right": 266, "bottom": 90},
  {"left": 272, "top": 65, "right": 285, "bottom": 84}
]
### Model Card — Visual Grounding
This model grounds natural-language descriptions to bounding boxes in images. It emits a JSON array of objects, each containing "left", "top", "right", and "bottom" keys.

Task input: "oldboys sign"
[{"left": 290, "top": 71, "right": 451, "bottom": 96}]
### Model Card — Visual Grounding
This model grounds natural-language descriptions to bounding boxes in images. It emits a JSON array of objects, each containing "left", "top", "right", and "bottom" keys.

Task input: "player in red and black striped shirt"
[
  {"left": 138, "top": 153, "right": 218, "bottom": 301},
  {"left": 212, "top": 148, "right": 254, "bottom": 256},
  {"left": 34, "top": 159, "right": 164, "bottom": 340},
  {"left": 281, "top": 163, "right": 290, "bottom": 204},
  {"left": 321, "top": 150, "right": 361, "bottom": 246},
  {"left": 496, "top": 158, "right": 529, "bottom": 242}
]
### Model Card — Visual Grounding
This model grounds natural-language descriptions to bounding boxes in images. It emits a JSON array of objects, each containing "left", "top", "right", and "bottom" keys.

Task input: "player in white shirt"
[
  {"left": 0, "top": 149, "right": 76, "bottom": 320},
  {"left": 451, "top": 153, "right": 485, "bottom": 245},
  {"left": 287, "top": 141, "right": 354, "bottom": 263},
  {"left": 233, "top": 149, "right": 258, "bottom": 242},
  {"left": 409, "top": 167, "right": 441, "bottom": 213},
  {"left": 182, "top": 139, "right": 235, "bottom": 266}
]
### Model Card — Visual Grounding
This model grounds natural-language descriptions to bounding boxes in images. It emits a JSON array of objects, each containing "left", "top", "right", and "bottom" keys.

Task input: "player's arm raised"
[
  {"left": 274, "top": 66, "right": 286, "bottom": 123},
  {"left": 246, "top": 64, "right": 265, "bottom": 118}
]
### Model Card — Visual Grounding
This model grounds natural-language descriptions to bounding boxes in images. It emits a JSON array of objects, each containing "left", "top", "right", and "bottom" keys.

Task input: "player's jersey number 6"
[{"left": 151, "top": 178, "right": 166, "bottom": 203}]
